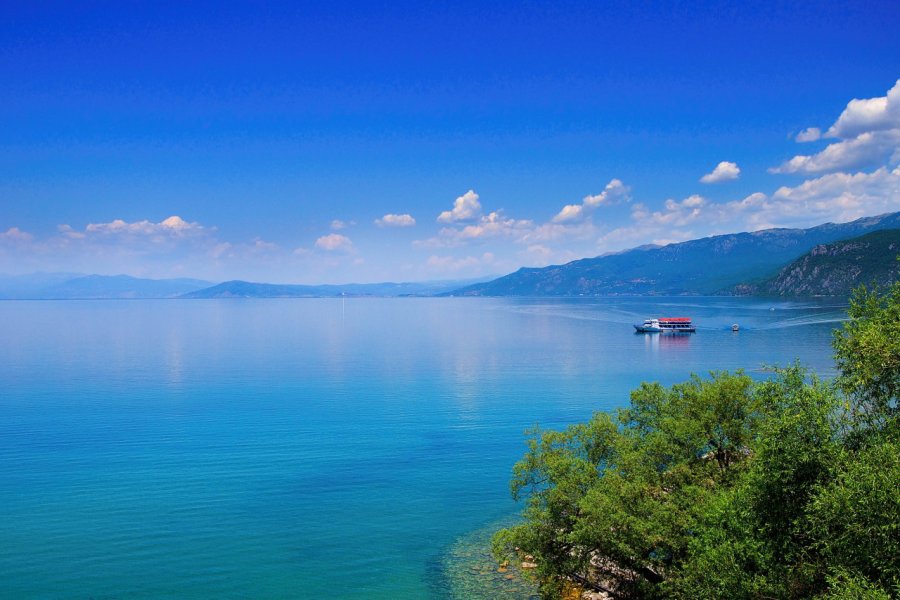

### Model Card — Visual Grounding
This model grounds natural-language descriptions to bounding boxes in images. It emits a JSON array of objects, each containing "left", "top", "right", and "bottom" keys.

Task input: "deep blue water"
[{"left": 0, "top": 297, "right": 845, "bottom": 599}]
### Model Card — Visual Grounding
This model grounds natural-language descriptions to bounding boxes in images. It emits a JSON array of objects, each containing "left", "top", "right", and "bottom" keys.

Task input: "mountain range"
[
  {"left": 179, "top": 278, "right": 491, "bottom": 299},
  {"left": 0, "top": 274, "right": 212, "bottom": 299},
  {"left": 3, "top": 212, "right": 898, "bottom": 300},
  {"left": 736, "top": 229, "right": 900, "bottom": 297},
  {"left": 450, "top": 212, "right": 900, "bottom": 297},
  {"left": 0, "top": 273, "right": 491, "bottom": 299}
]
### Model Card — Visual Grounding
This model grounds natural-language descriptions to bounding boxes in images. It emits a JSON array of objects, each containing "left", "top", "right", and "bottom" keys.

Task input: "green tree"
[
  {"left": 743, "top": 367, "right": 843, "bottom": 595},
  {"left": 497, "top": 282, "right": 900, "bottom": 599},
  {"left": 832, "top": 282, "right": 900, "bottom": 429},
  {"left": 493, "top": 371, "right": 759, "bottom": 597},
  {"left": 807, "top": 439, "right": 900, "bottom": 595}
]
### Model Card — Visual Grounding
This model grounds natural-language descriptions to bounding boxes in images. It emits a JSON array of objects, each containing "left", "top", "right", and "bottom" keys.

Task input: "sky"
[{"left": 1, "top": 1, "right": 899, "bottom": 284}]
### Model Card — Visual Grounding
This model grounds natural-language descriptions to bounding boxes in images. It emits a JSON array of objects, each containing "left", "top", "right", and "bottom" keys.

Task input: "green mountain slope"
[{"left": 742, "top": 229, "right": 900, "bottom": 297}]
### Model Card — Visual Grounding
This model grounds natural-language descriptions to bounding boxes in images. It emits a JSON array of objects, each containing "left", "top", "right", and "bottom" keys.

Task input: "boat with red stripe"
[{"left": 634, "top": 317, "right": 696, "bottom": 333}]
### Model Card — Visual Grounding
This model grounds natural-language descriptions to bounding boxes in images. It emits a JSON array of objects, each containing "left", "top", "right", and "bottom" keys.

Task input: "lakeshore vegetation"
[{"left": 494, "top": 282, "right": 900, "bottom": 599}]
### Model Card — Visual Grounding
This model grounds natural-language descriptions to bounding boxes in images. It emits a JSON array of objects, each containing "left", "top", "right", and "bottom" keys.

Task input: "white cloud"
[
  {"left": 315, "top": 233, "right": 354, "bottom": 252},
  {"left": 418, "top": 210, "right": 534, "bottom": 248},
  {"left": 57, "top": 224, "right": 85, "bottom": 239},
  {"left": 773, "top": 80, "right": 900, "bottom": 175},
  {"left": 437, "top": 190, "right": 482, "bottom": 223},
  {"left": 0, "top": 227, "right": 33, "bottom": 242},
  {"left": 770, "top": 129, "right": 900, "bottom": 175},
  {"left": 795, "top": 127, "right": 822, "bottom": 142},
  {"left": 211, "top": 242, "right": 233, "bottom": 258},
  {"left": 707, "top": 167, "right": 900, "bottom": 231},
  {"left": 634, "top": 194, "right": 708, "bottom": 226},
  {"left": 552, "top": 204, "right": 584, "bottom": 223},
  {"left": 597, "top": 163, "right": 900, "bottom": 255},
  {"left": 375, "top": 213, "right": 416, "bottom": 227},
  {"left": 764, "top": 166, "right": 900, "bottom": 224},
  {"left": 250, "top": 238, "right": 279, "bottom": 253},
  {"left": 583, "top": 179, "right": 630, "bottom": 208},
  {"left": 700, "top": 161, "right": 741, "bottom": 184},
  {"left": 553, "top": 179, "right": 630, "bottom": 222},
  {"left": 591, "top": 194, "right": 713, "bottom": 253},
  {"left": 79, "top": 215, "right": 207, "bottom": 238},
  {"left": 444, "top": 211, "right": 533, "bottom": 242},
  {"left": 330, "top": 219, "right": 347, "bottom": 230},
  {"left": 826, "top": 80, "right": 900, "bottom": 138}
]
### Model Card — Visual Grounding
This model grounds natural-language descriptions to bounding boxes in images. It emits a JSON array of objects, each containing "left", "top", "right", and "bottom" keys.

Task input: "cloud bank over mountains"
[{"left": 2, "top": 81, "right": 899, "bottom": 282}]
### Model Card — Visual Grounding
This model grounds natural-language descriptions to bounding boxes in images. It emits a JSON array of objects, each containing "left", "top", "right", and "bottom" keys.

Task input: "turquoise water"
[{"left": 0, "top": 297, "right": 845, "bottom": 599}]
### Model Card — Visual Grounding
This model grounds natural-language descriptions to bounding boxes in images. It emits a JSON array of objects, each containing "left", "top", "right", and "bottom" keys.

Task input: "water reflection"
[{"left": 641, "top": 331, "right": 692, "bottom": 352}]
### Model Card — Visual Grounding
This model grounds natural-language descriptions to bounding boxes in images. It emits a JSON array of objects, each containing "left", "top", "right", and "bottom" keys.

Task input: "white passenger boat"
[{"left": 634, "top": 317, "right": 696, "bottom": 333}]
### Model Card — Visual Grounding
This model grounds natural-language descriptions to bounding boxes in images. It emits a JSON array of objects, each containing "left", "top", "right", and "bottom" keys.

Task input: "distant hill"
[
  {"left": 0, "top": 272, "right": 85, "bottom": 298},
  {"left": 449, "top": 212, "right": 900, "bottom": 297},
  {"left": 0, "top": 274, "right": 212, "bottom": 299},
  {"left": 181, "top": 277, "right": 493, "bottom": 298},
  {"left": 735, "top": 229, "right": 900, "bottom": 297}
]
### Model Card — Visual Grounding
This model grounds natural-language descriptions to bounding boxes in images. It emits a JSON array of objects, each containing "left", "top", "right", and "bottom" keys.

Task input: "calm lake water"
[{"left": 0, "top": 297, "right": 845, "bottom": 599}]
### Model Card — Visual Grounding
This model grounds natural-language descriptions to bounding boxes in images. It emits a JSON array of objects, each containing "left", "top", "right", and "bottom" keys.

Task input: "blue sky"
[{"left": 1, "top": 1, "right": 899, "bottom": 283}]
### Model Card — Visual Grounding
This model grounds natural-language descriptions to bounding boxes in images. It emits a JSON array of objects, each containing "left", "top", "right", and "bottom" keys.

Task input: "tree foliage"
[
  {"left": 495, "top": 281, "right": 900, "bottom": 599},
  {"left": 833, "top": 283, "right": 900, "bottom": 427}
]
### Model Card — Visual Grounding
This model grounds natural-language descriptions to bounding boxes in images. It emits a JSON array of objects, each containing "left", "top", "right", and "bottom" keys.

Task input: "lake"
[{"left": 0, "top": 297, "right": 845, "bottom": 599}]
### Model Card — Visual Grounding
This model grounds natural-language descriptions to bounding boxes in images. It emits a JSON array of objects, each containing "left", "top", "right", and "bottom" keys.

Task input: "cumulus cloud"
[
  {"left": 314, "top": 233, "right": 354, "bottom": 252},
  {"left": 593, "top": 194, "right": 715, "bottom": 253},
  {"left": 330, "top": 219, "right": 347, "bottom": 230},
  {"left": 644, "top": 168, "right": 898, "bottom": 235},
  {"left": 82, "top": 215, "right": 205, "bottom": 237},
  {"left": 773, "top": 80, "right": 900, "bottom": 175},
  {"left": 632, "top": 194, "right": 708, "bottom": 226},
  {"left": 700, "top": 161, "right": 741, "bottom": 183},
  {"left": 437, "top": 190, "right": 482, "bottom": 223},
  {"left": 0, "top": 215, "right": 258, "bottom": 278},
  {"left": 1, "top": 213, "right": 373, "bottom": 281},
  {"left": 757, "top": 166, "right": 900, "bottom": 226},
  {"left": 826, "top": 80, "right": 900, "bottom": 138},
  {"left": 375, "top": 213, "right": 416, "bottom": 227},
  {"left": 552, "top": 204, "right": 584, "bottom": 223},
  {"left": 553, "top": 179, "right": 630, "bottom": 222},
  {"left": 418, "top": 185, "right": 606, "bottom": 256},
  {"left": 770, "top": 130, "right": 900, "bottom": 175},
  {"left": 596, "top": 160, "right": 900, "bottom": 255},
  {"left": 419, "top": 211, "right": 534, "bottom": 248},
  {"left": 42, "top": 216, "right": 214, "bottom": 255},
  {"left": 796, "top": 127, "right": 822, "bottom": 142},
  {"left": 583, "top": 179, "right": 630, "bottom": 208},
  {"left": 0, "top": 227, "right": 33, "bottom": 242}
]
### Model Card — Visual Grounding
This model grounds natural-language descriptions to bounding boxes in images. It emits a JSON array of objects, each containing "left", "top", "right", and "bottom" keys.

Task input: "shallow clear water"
[{"left": 0, "top": 297, "right": 844, "bottom": 599}]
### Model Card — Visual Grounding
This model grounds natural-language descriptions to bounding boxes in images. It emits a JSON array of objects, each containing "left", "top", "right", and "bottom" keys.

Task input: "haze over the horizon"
[{"left": 1, "top": 2, "right": 899, "bottom": 284}]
